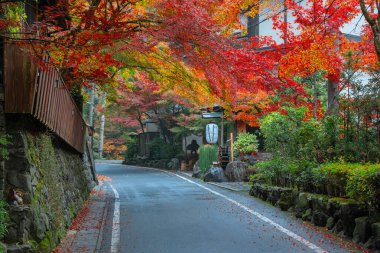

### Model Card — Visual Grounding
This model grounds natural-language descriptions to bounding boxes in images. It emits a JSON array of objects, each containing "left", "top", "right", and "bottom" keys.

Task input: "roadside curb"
[
  {"left": 206, "top": 182, "right": 242, "bottom": 192},
  {"left": 95, "top": 183, "right": 109, "bottom": 253},
  {"left": 177, "top": 171, "right": 250, "bottom": 192},
  {"left": 177, "top": 171, "right": 193, "bottom": 178},
  {"left": 54, "top": 182, "right": 110, "bottom": 253},
  {"left": 206, "top": 182, "right": 251, "bottom": 192}
]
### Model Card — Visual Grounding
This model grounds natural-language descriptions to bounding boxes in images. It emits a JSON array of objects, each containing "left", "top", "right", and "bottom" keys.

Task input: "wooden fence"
[{"left": 3, "top": 42, "right": 87, "bottom": 153}]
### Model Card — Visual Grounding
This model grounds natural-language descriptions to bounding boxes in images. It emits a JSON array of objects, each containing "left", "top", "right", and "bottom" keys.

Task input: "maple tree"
[
  {"left": 1, "top": 0, "right": 379, "bottom": 126},
  {"left": 115, "top": 74, "right": 164, "bottom": 133},
  {"left": 359, "top": 0, "right": 380, "bottom": 62}
]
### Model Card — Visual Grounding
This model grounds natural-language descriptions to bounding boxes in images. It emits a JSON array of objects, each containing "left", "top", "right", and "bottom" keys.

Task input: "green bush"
[
  {"left": 318, "top": 162, "right": 359, "bottom": 196},
  {"left": 249, "top": 173, "right": 270, "bottom": 185},
  {"left": 149, "top": 138, "right": 180, "bottom": 160},
  {"left": 253, "top": 158, "right": 318, "bottom": 190},
  {"left": 0, "top": 200, "right": 8, "bottom": 243},
  {"left": 346, "top": 164, "right": 380, "bottom": 211},
  {"left": 125, "top": 138, "right": 138, "bottom": 159},
  {"left": 259, "top": 107, "right": 321, "bottom": 162},
  {"left": 234, "top": 133, "right": 259, "bottom": 155},
  {"left": 199, "top": 145, "right": 218, "bottom": 173},
  {"left": 0, "top": 134, "right": 10, "bottom": 160},
  {"left": 255, "top": 160, "right": 380, "bottom": 211}
]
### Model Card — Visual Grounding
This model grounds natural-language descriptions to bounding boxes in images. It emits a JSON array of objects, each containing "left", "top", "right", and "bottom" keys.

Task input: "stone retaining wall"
[
  {"left": 250, "top": 183, "right": 380, "bottom": 250},
  {"left": 3, "top": 119, "right": 96, "bottom": 253}
]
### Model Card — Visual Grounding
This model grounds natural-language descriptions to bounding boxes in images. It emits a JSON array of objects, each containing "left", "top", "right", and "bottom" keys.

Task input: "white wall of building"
[{"left": 255, "top": 0, "right": 364, "bottom": 42}]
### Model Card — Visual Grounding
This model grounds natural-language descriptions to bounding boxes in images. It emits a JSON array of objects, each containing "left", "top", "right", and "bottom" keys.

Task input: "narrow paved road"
[{"left": 97, "top": 163, "right": 355, "bottom": 253}]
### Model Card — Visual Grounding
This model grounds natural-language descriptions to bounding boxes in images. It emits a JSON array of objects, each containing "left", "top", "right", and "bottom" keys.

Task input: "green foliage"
[
  {"left": 149, "top": 138, "right": 180, "bottom": 160},
  {"left": 318, "top": 162, "right": 358, "bottom": 196},
  {"left": 0, "top": 134, "right": 10, "bottom": 160},
  {"left": 199, "top": 145, "right": 218, "bottom": 173},
  {"left": 0, "top": 201, "right": 9, "bottom": 242},
  {"left": 335, "top": 67, "right": 380, "bottom": 163},
  {"left": 253, "top": 159, "right": 380, "bottom": 211},
  {"left": 125, "top": 138, "right": 138, "bottom": 159},
  {"left": 4, "top": 3, "right": 26, "bottom": 33},
  {"left": 248, "top": 173, "right": 269, "bottom": 185},
  {"left": 260, "top": 107, "right": 321, "bottom": 162},
  {"left": 253, "top": 158, "right": 318, "bottom": 191},
  {"left": 346, "top": 164, "right": 380, "bottom": 211},
  {"left": 25, "top": 132, "right": 91, "bottom": 252},
  {"left": 234, "top": 133, "right": 258, "bottom": 154},
  {"left": 319, "top": 114, "right": 380, "bottom": 163},
  {"left": 260, "top": 105, "right": 380, "bottom": 164}
]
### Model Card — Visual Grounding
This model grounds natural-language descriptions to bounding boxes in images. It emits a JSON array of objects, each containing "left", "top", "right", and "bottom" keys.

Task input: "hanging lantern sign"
[{"left": 206, "top": 123, "right": 219, "bottom": 144}]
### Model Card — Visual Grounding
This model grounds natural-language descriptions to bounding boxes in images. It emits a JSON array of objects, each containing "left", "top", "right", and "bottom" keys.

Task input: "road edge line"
[
  {"left": 168, "top": 171, "right": 327, "bottom": 253},
  {"left": 110, "top": 184, "right": 120, "bottom": 253}
]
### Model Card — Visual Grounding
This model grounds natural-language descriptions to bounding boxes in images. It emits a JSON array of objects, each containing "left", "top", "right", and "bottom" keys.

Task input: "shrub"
[
  {"left": 253, "top": 158, "right": 317, "bottom": 190},
  {"left": 318, "top": 162, "right": 358, "bottom": 196},
  {"left": 199, "top": 145, "right": 218, "bottom": 173},
  {"left": 0, "top": 200, "right": 8, "bottom": 242},
  {"left": 249, "top": 173, "right": 270, "bottom": 185},
  {"left": 125, "top": 138, "right": 138, "bottom": 159},
  {"left": 255, "top": 160, "right": 380, "bottom": 211},
  {"left": 0, "top": 134, "right": 10, "bottom": 160},
  {"left": 149, "top": 138, "right": 180, "bottom": 160},
  {"left": 259, "top": 107, "right": 321, "bottom": 162},
  {"left": 346, "top": 164, "right": 380, "bottom": 211},
  {"left": 234, "top": 133, "right": 259, "bottom": 155}
]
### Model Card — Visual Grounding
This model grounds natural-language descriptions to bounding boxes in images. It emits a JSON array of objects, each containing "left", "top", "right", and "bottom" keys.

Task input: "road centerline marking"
[
  {"left": 110, "top": 183, "right": 120, "bottom": 253},
  {"left": 170, "top": 172, "right": 327, "bottom": 253}
]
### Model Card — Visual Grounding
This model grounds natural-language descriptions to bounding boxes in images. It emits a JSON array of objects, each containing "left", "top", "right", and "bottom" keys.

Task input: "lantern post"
[{"left": 201, "top": 105, "right": 224, "bottom": 146}]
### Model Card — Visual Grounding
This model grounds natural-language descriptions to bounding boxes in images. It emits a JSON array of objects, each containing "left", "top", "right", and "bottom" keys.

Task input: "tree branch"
[{"left": 359, "top": 0, "right": 376, "bottom": 27}]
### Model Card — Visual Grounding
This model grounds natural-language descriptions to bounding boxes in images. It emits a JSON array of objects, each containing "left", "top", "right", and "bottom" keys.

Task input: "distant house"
[
  {"left": 239, "top": 0, "right": 364, "bottom": 41},
  {"left": 137, "top": 119, "right": 160, "bottom": 157}
]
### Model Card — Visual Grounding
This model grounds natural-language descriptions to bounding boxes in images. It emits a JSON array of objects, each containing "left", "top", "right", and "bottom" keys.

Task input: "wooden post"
[
  {"left": 221, "top": 113, "right": 224, "bottom": 147},
  {"left": 230, "top": 132, "right": 234, "bottom": 162}
]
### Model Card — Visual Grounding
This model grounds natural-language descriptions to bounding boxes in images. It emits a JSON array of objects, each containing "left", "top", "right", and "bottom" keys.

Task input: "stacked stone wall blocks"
[
  {"left": 3, "top": 129, "right": 95, "bottom": 252},
  {"left": 250, "top": 183, "right": 380, "bottom": 250}
]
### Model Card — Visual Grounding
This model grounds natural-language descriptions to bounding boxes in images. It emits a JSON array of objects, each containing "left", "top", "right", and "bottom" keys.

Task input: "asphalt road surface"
[{"left": 96, "top": 162, "right": 356, "bottom": 253}]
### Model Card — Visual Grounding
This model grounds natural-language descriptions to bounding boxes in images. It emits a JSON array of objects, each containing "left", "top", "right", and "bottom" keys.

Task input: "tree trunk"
[
  {"left": 359, "top": 0, "right": 380, "bottom": 62},
  {"left": 89, "top": 83, "right": 95, "bottom": 127},
  {"left": 326, "top": 78, "right": 339, "bottom": 115},
  {"left": 98, "top": 94, "right": 106, "bottom": 159},
  {"left": 313, "top": 77, "right": 317, "bottom": 119}
]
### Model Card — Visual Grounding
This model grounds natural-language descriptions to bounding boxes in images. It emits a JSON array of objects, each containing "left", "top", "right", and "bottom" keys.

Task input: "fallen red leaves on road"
[
  {"left": 97, "top": 174, "right": 112, "bottom": 182},
  {"left": 302, "top": 221, "right": 374, "bottom": 253}
]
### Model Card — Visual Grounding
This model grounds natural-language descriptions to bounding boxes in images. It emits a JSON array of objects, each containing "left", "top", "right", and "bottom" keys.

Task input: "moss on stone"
[
  {"left": 0, "top": 243, "right": 5, "bottom": 253},
  {"left": 21, "top": 132, "right": 93, "bottom": 252},
  {"left": 37, "top": 234, "right": 51, "bottom": 253},
  {"left": 329, "top": 197, "right": 357, "bottom": 206}
]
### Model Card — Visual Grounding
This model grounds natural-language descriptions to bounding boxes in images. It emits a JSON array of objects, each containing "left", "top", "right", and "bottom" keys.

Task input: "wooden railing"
[{"left": 3, "top": 42, "right": 87, "bottom": 153}]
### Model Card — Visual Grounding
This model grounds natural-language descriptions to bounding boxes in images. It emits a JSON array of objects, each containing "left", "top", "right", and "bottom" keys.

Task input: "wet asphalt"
[{"left": 96, "top": 163, "right": 356, "bottom": 253}]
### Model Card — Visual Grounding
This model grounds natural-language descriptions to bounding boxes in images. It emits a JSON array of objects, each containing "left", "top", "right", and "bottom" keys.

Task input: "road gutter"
[{"left": 95, "top": 189, "right": 109, "bottom": 253}]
